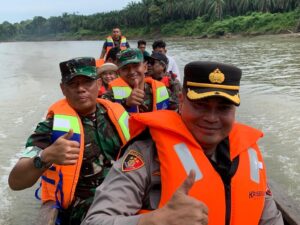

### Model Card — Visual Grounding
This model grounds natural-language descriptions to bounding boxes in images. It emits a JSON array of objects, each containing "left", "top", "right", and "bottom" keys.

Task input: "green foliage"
[
  {"left": 156, "top": 10, "right": 300, "bottom": 37},
  {"left": 202, "top": 11, "right": 300, "bottom": 35},
  {"left": 148, "top": 4, "right": 163, "bottom": 25},
  {"left": 0, "top": 0, "right": 299, "bottom": 41}
]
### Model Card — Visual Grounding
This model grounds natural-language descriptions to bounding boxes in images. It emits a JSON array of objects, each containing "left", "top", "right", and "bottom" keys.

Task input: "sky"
[{"left": 0, "top": 0, "right": 141, "bottom": 23}]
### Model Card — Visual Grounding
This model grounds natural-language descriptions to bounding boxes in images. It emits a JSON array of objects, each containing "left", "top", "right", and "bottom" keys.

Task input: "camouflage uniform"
[
  {"left": 102, "top": 81, "right": 181, "bottom": 112},
  {"left": 22, "top": 103, "right": 121, "bottom": 225},
  {"left": 165, "top": 72, "right": 182, "bottom": 110}
]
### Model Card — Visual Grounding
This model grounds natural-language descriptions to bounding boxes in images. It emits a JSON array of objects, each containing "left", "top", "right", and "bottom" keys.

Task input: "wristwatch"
[{"left": 33, "top": 150, "right": 48, "bottom": 169}]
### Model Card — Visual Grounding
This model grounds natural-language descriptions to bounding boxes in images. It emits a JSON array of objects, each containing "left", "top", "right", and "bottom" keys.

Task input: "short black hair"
[
  {"left": 138, "top": 40, "right": 146, "bottom": 47},
  {"left": 106, "top": 47, "right": 121, "bottom": 61},
  {"left": 152, "top": 40, "right": 166, "bottom": 50}
]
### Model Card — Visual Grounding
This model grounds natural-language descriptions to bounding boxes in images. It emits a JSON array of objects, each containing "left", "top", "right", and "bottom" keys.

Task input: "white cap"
[{"left": 97, "top": 63, "right": 118, "bottom": 75}]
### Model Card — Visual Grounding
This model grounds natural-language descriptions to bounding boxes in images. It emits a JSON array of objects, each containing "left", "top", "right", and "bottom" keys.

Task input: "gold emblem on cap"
[{"left": 209, "top": 68, "right": 225, "bottom": 84}]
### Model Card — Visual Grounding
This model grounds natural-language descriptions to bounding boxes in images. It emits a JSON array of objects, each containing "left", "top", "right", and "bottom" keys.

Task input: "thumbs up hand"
[
  {"left": 42, "top": 129, "right": 81, "bottom": 165},
  {"left": 133, "top": 79, "right": 139, "bottom": 89},
  {"left": 138, "top": 170, "right": 208, "bottom": 225},
  {"left": 61, "top": 128, "right": 74, "bottom": 140},
  {"left": 125, "top": 79, "right": 145, "bottom": 107},
  {"left": 176, "top": 169, "right": 197, "bottom": 195}
]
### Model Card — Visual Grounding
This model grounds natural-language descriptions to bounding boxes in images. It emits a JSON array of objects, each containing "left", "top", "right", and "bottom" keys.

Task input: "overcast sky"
[{"left": 0, "top": 0, "right": 141, "bottom": 23}]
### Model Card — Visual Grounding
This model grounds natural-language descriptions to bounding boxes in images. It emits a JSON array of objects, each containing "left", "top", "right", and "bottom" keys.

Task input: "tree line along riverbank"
[{"left": 0, "top": 0, "right": 299, "bottom": 41}]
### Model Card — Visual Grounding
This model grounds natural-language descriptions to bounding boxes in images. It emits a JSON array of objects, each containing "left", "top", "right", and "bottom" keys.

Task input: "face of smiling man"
[
  {"left": 180, "top": 94, "right": 236, "bottom": 155},
  {"left": 59, "top": 57, "right": 100, "bottom": 116},
  {"left": 117, "top": 48, "right": 147, "bottom": 89},
  {"left": 180, "top": 61, "right": 242, "bottom": 155},
  {"left": 60, "top": 76, "right": 100, "bottom": 116},
  {"left": 118, "top": 62, "right": 146, "bottom": 88}
]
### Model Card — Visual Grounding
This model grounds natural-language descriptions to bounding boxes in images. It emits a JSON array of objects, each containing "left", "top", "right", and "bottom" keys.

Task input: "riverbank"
[
  {"left": 1, "top": 10, "right": 299, "bottom": 42},
  {"left": 1, "top": 31, "right": 299, "bottom": 43},
  {"left": 123, "top": 11, "right": 300, "bottom": 39}
]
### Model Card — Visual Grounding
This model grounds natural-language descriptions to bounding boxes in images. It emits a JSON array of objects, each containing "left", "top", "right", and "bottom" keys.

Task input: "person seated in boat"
[
  {"left": 138, "top": 40, "right": 151, "bottom": 72},
  {"left": 100, "top": 27, "right": 129, "bottom": 60},
  {"left": 137, "top": 39, "right": 149, "bottom": 56},
  {"left": 82, "top": 61, "right": 284, "bottom": 225},
  {"left": 96, "top": 47, "right": 121, "bottom": 68},
  {"left": 152, "top": 39, "right": 181, "bottom": 82},
  {"left": 147, "top": 52, "right": 182, "bottom": 110},
  {"left": 8, "top": 57, "right": 130, "bottom": 225},
  {"left": 143, "top": 51, "right": 151, "bottom": 77},
  {"left": 102, "top": 48, "right": 172, "bottom": 113},
  {"left": 97, "top": 63, "right": 118, "bottom": 97},
  {"left": 105, "top": 46, "right": 121, "bottom": 65}
]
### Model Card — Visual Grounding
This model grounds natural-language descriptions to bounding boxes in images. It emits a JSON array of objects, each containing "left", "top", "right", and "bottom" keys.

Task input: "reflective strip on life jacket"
[
  {"left": 248, "top": 147, "right": 262, "bottom": 184},
  {"left": 111, "top": 86, "right": 138, "bottom": 113},
  {"left": 112, "top": 86, "right": 132, "bottom": 99},
  {"left": 52, "top": 114, "right": 81, "bottom": 143},
  {"left": 155, "top": 86, "right": 169, "bottom": 110},
  {"left": 118, "top": 112, "right": 130, "bottom": 141},
  {"left": 174, "top": 143, "right": 203, "bottom": 181}
]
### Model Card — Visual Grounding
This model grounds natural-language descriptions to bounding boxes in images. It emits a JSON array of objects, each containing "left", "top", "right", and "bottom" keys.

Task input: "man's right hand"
[
  {"left": 126, "top": 79, "right": 145, "bottom": 107},
  {"left": 43, "top": 129, "right": 80, "bottom": 165},
  {"left": 139, "top": 170, "right": 208, "bottom": 225}
]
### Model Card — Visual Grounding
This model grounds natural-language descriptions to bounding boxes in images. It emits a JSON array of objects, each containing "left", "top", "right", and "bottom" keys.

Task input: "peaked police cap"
[{"left": 184, "top": 61, "right": 242, "bottom": 106}]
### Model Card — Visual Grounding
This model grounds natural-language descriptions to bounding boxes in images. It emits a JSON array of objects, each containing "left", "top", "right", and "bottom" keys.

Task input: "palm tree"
[
  {"left": 255, "top": 0, "right": 274, "bottom": 13},
  {"left": 207, "top": 0, "right": 225, "bottom": 20},
  {"left": 238, "top": 0, "right": 254, "bottom": 14},
  {"left": 32, "top": 16, "right": 47, "bottom": 36}
]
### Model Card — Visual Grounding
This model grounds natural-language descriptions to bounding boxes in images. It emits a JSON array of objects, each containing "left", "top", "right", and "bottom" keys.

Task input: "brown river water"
[{"left": 0, "top": 35, "right": 299, "bottom": 224}]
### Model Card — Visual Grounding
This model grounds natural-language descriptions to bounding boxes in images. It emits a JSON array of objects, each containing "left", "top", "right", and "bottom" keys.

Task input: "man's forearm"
[
  {"left": 100, "top": 48, "right": 106, "bottom": 59},
  {"left": 8, "top": 157, "right": 47, "bottom": 190}
]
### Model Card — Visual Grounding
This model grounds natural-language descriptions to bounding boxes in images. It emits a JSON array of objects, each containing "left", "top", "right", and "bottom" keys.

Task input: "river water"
[{"left": 0, "top": 36, "right": 299, "bottom": 224}]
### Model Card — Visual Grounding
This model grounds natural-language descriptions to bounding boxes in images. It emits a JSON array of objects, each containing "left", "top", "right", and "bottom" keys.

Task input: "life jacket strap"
[
  {"left": 55, "top": 169, "right": 64, "bottom": 209},
  {"left": 42, "top": 175, "right": 55, "bottom": 185},
  {"left": 34, "top": 182, "right": 42, "bottom": 200}
]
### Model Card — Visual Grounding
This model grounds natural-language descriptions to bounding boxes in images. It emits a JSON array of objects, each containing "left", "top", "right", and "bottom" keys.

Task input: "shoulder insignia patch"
[{"left": 122, "top": 150, "right": 145, "bottom": 172}]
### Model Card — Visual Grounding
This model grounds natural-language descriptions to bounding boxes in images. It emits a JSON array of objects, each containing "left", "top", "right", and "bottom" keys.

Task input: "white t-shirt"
[{"left": 166, "top": 55, "right": 181, "bottom": 82}]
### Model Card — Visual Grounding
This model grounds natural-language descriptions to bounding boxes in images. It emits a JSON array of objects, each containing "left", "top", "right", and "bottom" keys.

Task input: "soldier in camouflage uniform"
[
  {"left": 102, "top": 48, "right": 174, "bottom": 113},
  {"left": 146, "top": 52, "right": 182, "bottom": 110},
  {"left": 8, "top": 57, "right": 129, "bottom": 225}
]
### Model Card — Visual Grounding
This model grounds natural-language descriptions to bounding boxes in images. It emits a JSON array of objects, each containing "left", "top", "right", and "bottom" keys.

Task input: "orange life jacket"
[
  {"left": 109, "top": 77, "right": 169, "bottom": 113},
  {"left": 96, "top": 58, "right": 105, "bottom": 67},
  {"left": 129, "top": 110, "right": 267, "bottom": 225},
  {"left": 39, "top": 98, "right": 130, "bottom": 209},
  {"left": 161, "top": 76, "right": 170, "bottom": 87},
  {"left": 98, "top": 85, "right": 107, "bottom": 97},
  {"left": 105, "top": 35, "right": 127, "bottom": 56}
]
